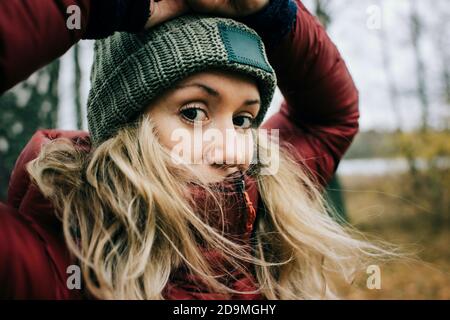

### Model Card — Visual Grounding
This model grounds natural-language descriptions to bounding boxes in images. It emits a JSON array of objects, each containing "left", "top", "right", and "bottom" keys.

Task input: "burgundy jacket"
[{"left": 0, "top": 1, "right": 359, "bottom": 299}]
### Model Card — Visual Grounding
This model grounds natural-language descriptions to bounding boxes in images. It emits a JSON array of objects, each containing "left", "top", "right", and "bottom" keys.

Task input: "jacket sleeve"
[
  {"left": 0, "top": 202, "right": 58, "bottom": 299},
  {"left": 248, "top": 0, "right": 360, "bottom": 188},
  {"left": 0, "top": 0, "right": 150, "bottom": 93},
  {"left": 0, "top": 129, "right": 90, "bottom": 299}
]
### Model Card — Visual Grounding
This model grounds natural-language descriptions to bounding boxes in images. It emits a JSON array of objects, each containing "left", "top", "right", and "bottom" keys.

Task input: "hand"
[
  {"left": 145, "top": 0, "right": 190, "bottom": 29},
  {"left": 186, "top": 0, "right": 270, "bottom": 17}
]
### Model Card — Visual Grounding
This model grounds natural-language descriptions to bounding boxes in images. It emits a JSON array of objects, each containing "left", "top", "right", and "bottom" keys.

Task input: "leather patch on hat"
[{"left": 218, "top": 23, "right": 272, "bottom": 73}]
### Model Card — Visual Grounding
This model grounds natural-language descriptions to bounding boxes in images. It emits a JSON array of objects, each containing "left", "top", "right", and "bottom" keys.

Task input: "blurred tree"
[
  {"left": 314, "top": 0, "right": 331, "bottom": 28},
  {"left": 74, "top": 43, "right": 83, "bottom": 130},
  {"left": 410, "top": 0, "right": 430, "bottom": 132},
  {"left": 393, "top": 1, "right": 450, "bottom": 232},
  {"left": 439, "top": 32, "right": 450, "bottom": 106},
  {"left": 395, "top": 131, "right": 450, "bottom": 231},
  {"left": 0, "top": 61, "right": 60, "bottom": 201},
  {"left": 377, "top": 0, "right": 402, "bottom": 132},
  {"left": 434, "top": 0, "right": 450, "bottom": 129}
]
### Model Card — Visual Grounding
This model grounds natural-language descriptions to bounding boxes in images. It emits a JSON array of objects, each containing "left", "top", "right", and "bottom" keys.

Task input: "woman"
[{"left": 0, "top": 1, "right": 388, "bottom": 299}]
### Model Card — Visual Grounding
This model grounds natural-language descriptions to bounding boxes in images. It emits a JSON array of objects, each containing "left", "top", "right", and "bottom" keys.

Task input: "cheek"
[
  {"left": 152, "top": 116, "right": 200, "bottom": 164},
  {"left": 148, "top": 111, "right": 181, "bottom": 150},
  {"left": 245, "top": 134, "right": 256, "bottom": 165}
]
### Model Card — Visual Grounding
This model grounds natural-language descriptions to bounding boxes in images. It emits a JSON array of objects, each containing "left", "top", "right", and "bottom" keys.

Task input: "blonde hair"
[{"left": 27, "top": 115, "right": 393, "bottom": 299}]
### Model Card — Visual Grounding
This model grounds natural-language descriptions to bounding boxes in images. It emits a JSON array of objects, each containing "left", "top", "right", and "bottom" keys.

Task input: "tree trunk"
[
  {"left": 378, "top": 0, "right": 402, "bottom": 132},
  {"left": 410, "top": 0, "right": 430, "bottom": 132},
  {"left": 74, "top": 43, "right": 83, "bottom": 130}
]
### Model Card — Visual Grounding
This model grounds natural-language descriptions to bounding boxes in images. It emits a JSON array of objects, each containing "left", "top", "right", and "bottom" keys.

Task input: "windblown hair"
[{"left": 27, "top": 115, "right": 394, "bottom": 299}]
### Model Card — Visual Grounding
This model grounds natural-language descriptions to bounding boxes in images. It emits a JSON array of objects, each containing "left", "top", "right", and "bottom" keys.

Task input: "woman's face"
[{"left": 144, "top": 70, "right": 260, "bottom": 183}]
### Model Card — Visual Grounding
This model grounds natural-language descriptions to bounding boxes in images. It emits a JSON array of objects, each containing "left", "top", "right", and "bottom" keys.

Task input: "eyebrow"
[
  {"left": 175, "top": 83, "right": 219, "bottom": 97},
  {"left": 174, "top": 82, "right": 260, "bottom": 106}
]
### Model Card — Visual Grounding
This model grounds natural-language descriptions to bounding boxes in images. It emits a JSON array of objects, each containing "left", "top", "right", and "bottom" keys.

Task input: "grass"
[{"left": 334, "top": 173, "right": 450, "bottom": 299}]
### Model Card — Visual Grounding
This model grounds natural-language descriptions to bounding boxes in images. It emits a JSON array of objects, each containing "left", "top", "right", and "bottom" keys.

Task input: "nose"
[{"left": 203, "top": 123, "right": 247, "bottom": 168}]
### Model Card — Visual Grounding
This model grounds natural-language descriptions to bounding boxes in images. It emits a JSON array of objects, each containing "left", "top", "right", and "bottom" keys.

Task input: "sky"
[{"left": 57, "top": 0, "right": 450, "bottom": 132}]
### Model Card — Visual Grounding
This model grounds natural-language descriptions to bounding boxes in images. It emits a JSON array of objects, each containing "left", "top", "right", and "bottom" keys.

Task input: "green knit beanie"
[{"left": 87, "top": 14, "right": 277, "bottom": 145}]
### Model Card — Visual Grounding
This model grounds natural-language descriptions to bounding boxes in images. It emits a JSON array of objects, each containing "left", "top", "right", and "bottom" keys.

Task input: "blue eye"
[{"left": 233, "top": 116, "right": 254, "bottom": 129}]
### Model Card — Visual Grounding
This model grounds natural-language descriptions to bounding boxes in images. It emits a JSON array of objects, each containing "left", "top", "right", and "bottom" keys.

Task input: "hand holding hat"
[
  {"left": 145, "top": 0, "right": 271, "bottom": 29},
  {"left": 186, "top": 0, "right": 270, "bottom": 17},
  {"left": 146, "top": 0, "right": 190, "bottom": 28}
]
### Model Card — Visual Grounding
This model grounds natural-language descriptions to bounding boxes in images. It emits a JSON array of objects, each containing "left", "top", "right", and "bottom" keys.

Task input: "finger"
[
  {"left": 146, "top": 0, "right": 190, "bottom": 29},
  {"left": 186, "top": 0, "right": 227, "bottom": 14}
]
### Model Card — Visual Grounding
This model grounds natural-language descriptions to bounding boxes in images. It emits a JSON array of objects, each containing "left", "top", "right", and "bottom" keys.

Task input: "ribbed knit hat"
[{"left": 87, "top": 14, "right": 277, "bottom": 145}]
